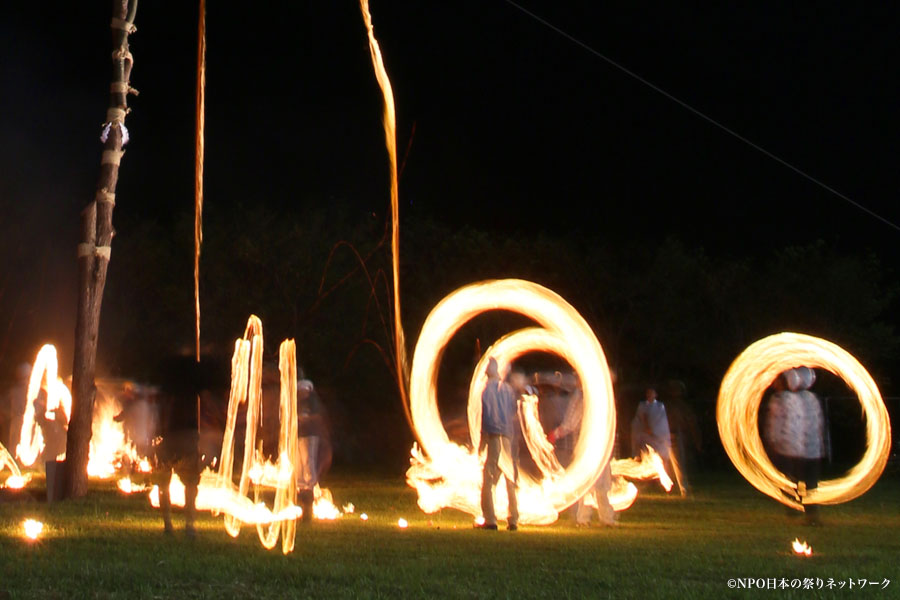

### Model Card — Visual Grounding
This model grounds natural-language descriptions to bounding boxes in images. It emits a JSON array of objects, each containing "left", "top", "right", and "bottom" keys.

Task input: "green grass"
[{"left": 1, "top": 468, "right": 898, "bottom": 599}]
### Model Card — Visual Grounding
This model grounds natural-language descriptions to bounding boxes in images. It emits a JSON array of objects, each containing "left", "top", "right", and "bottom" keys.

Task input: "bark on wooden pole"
[{"left": 63, "top": 0, "right": 138, "bottom": 499}]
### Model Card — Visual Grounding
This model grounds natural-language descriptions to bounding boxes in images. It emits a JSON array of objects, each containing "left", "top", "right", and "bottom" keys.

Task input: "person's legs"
[
  {"left": 501, "top": 436, "right": 518, "bottom": 529},
  {"left": 156, "top": 469, "right": 174, "bottom": 533},
  {"left": 596, "top": 462, "right": 617, "bottom": 526},
  {"left": 797, "top": 457, "right": 822, "bottom": 525},
  {"left": 480, "top": 434, "right": 501, "bottom": 528},
  {"left": 668, "top": 445, "right": 689, "bottom": 497},
  {"left": 297, "top": 436, "right": 320, "bottom": 523},
  {"left": 574, "top": 495, "right": 591, "bottom": 526}
]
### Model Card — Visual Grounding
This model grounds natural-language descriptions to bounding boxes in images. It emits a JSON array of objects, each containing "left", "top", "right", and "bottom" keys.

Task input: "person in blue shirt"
[{"left": 478, "top": 357, "right": 519, "bottom": 531}]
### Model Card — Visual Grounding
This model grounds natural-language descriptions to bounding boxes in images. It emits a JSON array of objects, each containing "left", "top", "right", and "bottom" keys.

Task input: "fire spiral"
[
  {"left": 717, "top": 332, "right": 891, "bottom": 509},
  {"left": 407, "top": 279, "right": 616, "bottom": 523}
]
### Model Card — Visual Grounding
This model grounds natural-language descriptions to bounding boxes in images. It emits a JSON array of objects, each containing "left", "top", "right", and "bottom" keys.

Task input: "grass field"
[{"left": 1, "top": 467, "right": 898, "bottom": 599}]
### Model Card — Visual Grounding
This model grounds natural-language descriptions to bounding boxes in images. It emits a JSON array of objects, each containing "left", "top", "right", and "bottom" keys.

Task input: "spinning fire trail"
[{"left": 717, "top": 332, "right": 891, "bottom": 510}]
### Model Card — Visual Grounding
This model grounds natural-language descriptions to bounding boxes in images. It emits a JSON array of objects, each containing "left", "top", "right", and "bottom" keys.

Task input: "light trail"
[
  {"left": 359, "top": 0, "right": 411, "bottom": 429},
  {"left": 145, "top": 316, "right": 343, "bottom": 553},
  {"left": 406, "top": 279, "right": 616, "bottom": 524},
  {"left": 717, "top": 332, "right": 891, "bottom": 509},
  {"left": 17, "top": 345, "right": 71, "bottom": 466}
]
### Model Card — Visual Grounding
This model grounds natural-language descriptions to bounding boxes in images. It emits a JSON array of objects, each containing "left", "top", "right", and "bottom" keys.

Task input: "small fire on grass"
[
  {"left": 397, "top": 518, "right": 408, "bottom": 529},
  {"left": 360, "top": 513, "right": 369, "bottom": 521},
  {"left": 792, "top": 538, "right": 813, "bottom": 556},
  {"left": 23, "top": 519, "right": 43, "bottom": 541}
]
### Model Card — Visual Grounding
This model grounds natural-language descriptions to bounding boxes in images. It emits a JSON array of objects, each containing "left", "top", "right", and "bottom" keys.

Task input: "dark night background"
[{"left": 2, "top": 2, "right": 898, "bottom": 469}]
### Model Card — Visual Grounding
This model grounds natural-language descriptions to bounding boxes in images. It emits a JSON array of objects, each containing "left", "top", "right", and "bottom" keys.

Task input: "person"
[
  {"left": 296, "top": 377, "right": 328, "bottom": 523},
  {"left": 547, "top": 376, "right": 616, "bottom": 527},
  {"left": 152, "top": 356, "right": 205, "bottom": 537},
  {"left": 763, "top": 366, "right": 825, "bottom": 525},
  {"left": 631, "top": 386, "right": 687, "bottom": 495},
  {"left": 478, "top": 357, "right": 519, "bottom": 531}
]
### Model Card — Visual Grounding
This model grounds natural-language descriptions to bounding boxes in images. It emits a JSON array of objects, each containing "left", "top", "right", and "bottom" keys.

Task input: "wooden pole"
[{"left": 64, "top": 0, "right": 138, "bottom": 499}]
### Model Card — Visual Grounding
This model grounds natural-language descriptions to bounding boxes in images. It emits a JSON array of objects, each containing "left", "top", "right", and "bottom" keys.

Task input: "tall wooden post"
[{"left": 63, "top": 0, "right": 138, "bottom": 498}]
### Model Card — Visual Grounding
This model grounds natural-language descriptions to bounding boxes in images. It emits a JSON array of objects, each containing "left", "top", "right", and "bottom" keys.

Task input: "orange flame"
[{"left": 792, "top": 538, "right": 813, "bottom": 556}]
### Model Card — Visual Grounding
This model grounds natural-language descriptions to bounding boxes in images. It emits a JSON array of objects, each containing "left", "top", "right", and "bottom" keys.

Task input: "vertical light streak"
[
  {"left": 194, "top": 0, "right": 207, "bottom": 362},
  {"left": 359, "top": 0, "right": 412, "bottom": 430}
]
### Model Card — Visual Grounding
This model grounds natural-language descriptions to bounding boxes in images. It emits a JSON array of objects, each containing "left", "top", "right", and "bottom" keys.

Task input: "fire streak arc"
[
  {"left": 717, "top": 332, "right": 891, "bottom": 509},
  {"left": 407, "top": 279, "right": 617, "bottom": 524}
]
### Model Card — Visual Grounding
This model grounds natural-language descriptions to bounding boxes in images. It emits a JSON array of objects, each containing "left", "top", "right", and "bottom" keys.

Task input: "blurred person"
[
  {"left": 631, "top": 386, "right": 686, "bottom": 496},
  {"left": 152, "top": 355, "right": 206, "bottom": 537},
  {"left": 478, "top": 357, "right": 519, "bottom": 531},
  {"left": 296, "top": 377, "right": 329, "bottom": 523},
  {"left": 114, "top": 382, "right": 159, "bottom": 461},
  {"left": 538, "top": 370, "right": 579, "bottom": 468},
  {"left": 763, "top": 367, "right": 825, "bottom": 525},
  {"left": 547, "top": 375, "right": 616, "bottom": 527}
]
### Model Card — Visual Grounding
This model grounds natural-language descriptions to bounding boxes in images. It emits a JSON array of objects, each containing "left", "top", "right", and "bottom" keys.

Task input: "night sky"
[{"left": 2, "top": 2, "right": 899, "bottom": 375}]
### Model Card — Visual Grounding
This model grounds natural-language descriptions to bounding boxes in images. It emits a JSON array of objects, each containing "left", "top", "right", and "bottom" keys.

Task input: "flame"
[
  {"left": 343, "top": 502, "right": 355, "bottom": 514},
  {"left": 22, "top": 519, "right": 43, "bottom": 540},
  {"left": 397, "top": 518, "right": 408, "bottom": 529},
  {"left": 405, "top": 280, "right": 616, "bottom": 524},
  {"left": 17, "top": 344, "right": 71, "bottom": 465},
  {"left": 718, "top": 333, "right": 891, "bottom": 509},
  {"left": 792, "top": 538, "right": 813, "bottom": 556},
  {"left": 611, "top": 447, "right": 673, "bottom": 492},
  {"left": 117, "top": 477, "right": 147, "bottom": 494},
  {"left": 1, "top": 441, "right": 27, "bottom": 488},
  {"left": 360, "top": 513, "right": 369, "bottom": 521},
  {"left": 87, "top": 389, "right": 142, "bottom": 479}
]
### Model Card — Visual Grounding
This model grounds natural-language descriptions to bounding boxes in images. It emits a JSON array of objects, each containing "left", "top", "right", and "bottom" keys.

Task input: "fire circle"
[
  {"left": 717, "top": 332, "right": 891, "bottom": 508},
  {"left": 409, "top": 279, "right": 616, "bottom": 513}
]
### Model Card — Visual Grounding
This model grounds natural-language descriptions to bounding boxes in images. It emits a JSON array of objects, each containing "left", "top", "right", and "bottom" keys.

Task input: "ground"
[{"left": 1, "top": 467, "right": 898, "bottom": 599}]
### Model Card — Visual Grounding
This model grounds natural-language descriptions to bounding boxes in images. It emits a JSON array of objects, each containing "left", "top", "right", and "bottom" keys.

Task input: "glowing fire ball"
[
  {"left": 22, "top": 519, "right": 43, "bottom": 541},
  {"left": 718, "top": 332, "right": 891, "bottom": 509}
]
